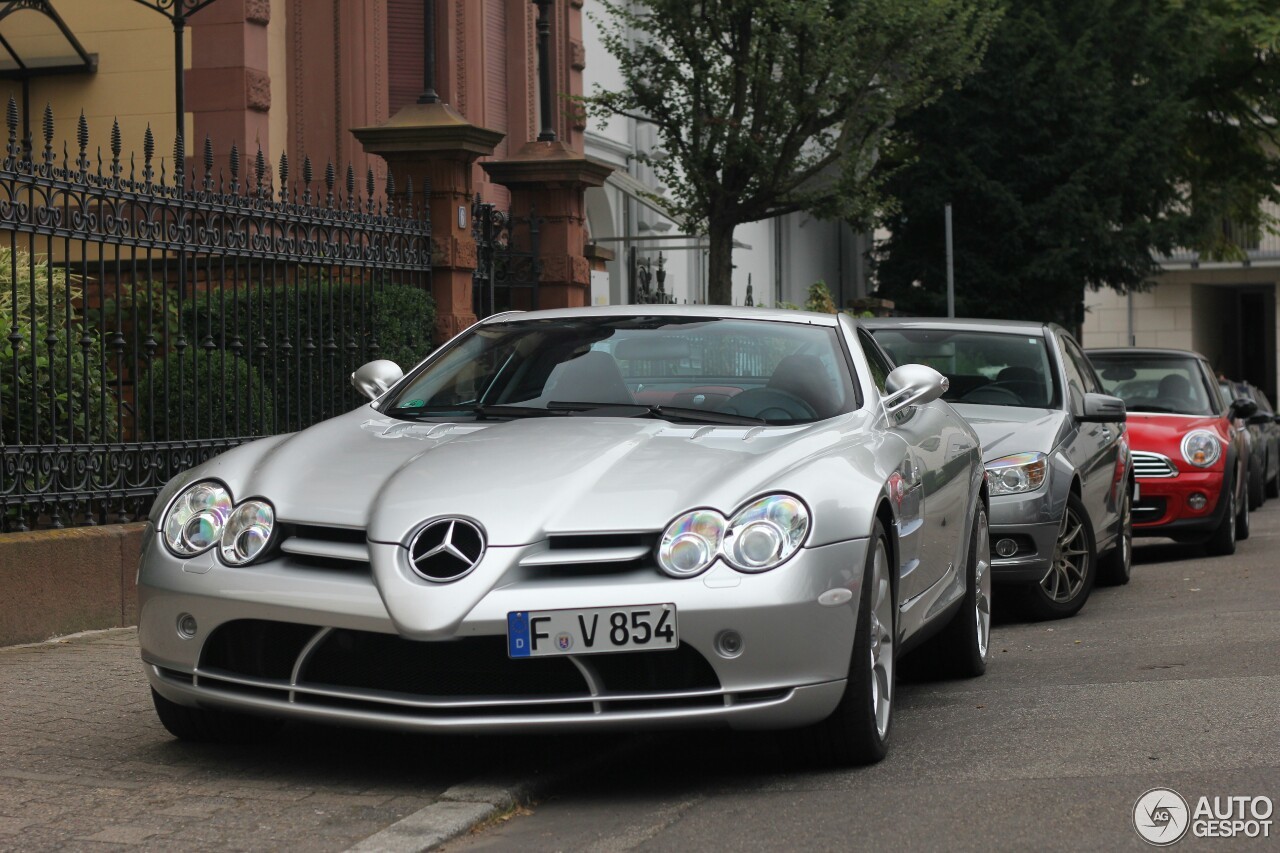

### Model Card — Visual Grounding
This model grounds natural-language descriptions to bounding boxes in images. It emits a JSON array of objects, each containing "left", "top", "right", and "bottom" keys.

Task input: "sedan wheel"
[
  {"left": 1019, "top": 492, "right": 1096, "bottom": 620},
  {"left": 1097, "top": 483, "right": 1133, "bottom": 586},
  {"left": 931, "top": 502, "right": 991, "bottom": 677},
  {"left": 800, "top": 520, "right": 895, "bottom": 765}
]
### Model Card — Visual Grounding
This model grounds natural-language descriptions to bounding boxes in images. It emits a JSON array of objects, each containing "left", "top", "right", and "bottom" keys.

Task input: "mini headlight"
[
  {"left": 985, "top": 452, "right": 1048, "bottom": 496},
  {"left": 220, "top": 500, "right": 275, "bottom": 566},
  {"left": 657, "top": 510, "right": 726, "bottom": 577},
  {"left": 162, "top": 480, "right": 233, "bottom": 557},
  {"left": 724, "top": 494, "right": 809, "bottom": 572},
  {"left": 1181, "top": 430, "right": 1221, "bottom": 468}
]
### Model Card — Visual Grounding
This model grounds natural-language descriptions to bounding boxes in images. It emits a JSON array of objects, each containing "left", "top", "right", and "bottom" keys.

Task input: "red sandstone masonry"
[{"left": 0, "top": 523, "right": 146, "bottom": 647}]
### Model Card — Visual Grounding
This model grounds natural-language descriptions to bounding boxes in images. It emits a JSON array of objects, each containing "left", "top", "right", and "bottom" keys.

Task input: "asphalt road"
[{"left": 445, "top": 504, "right": 1280, "bottom": 853}]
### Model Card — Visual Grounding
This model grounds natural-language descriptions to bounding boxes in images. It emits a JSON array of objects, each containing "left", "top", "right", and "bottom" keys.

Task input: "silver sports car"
[{"left": 138, "top": 306, "right": 989, "bottom": 765}]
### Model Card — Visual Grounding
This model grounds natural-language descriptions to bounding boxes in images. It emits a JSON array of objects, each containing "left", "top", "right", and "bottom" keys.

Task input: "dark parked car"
[
  {"left": 1220, "top": 378, "right": 1280, "bottom": 505},
  {"left": 866, "top": 319, "right": 1131, "bottom": 620}
]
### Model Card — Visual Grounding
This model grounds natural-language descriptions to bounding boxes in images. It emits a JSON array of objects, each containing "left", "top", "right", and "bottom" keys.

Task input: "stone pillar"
[
  {"left": 483, "top": 140, "right": 612, "bottom": 309},
  {"left": 353, "top": 102, "right": 503, "bottom": 342},
  {"left": 187, "top": 0, "right": 272, "bottom": 158}
]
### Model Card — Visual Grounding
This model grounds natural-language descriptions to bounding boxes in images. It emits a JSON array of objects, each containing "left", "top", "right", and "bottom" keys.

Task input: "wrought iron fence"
[
  {"left": 629, "top": 247, "right": 677, "bottom": 304},
  {"left": 0, "top": 100, "right": 432, "bottom": 530},
  {"left": 472, "top": 195, "right": 541, "bottom": 319}
]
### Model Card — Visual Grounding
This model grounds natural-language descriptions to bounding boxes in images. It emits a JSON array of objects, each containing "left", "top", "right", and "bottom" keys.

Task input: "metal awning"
[{"left": 0, "top": 1, "right": 96, "bottom": 80}]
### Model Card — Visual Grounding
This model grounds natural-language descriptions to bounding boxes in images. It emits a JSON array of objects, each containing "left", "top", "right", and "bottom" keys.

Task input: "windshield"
[
  {"left": 380, "top": 316, "right": 858, "bottom": 425},
  {"left": 1088, "top": 354, "right": 1219, "bottom": 416},
  {"left": 869, "top": 328, "right": 1059, "bottom": 409}
]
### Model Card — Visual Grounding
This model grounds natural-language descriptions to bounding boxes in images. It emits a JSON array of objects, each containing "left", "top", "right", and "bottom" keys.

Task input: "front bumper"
[
  {"left": 1131, "top": 470, "right": 1229, "bottom": 540},
  {"left": 984, "top": 488, "right": 1061, "bottom": 584},
  {"left": 138, "top": 526, "right": 866, "bottom": 733}
]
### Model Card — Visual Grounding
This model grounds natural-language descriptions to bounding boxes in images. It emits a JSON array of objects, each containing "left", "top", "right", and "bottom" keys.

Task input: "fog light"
[
  {"left": 1188, "top": 493, "right": 1208, "bottom": 510},
  {"left": 715, "top": 629, "right": 744, "bottom": 658},
  {"left": 995, "top": 538, "right": 1018, "bottom": 558},
  {"left": 176, "top": 613, "right": 198, "bottom": 639}
]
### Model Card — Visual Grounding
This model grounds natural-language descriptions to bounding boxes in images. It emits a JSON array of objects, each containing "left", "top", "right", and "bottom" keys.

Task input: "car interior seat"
[
  {"left": 546, "top": 351, "right": 635, "bottom": 405},
  {"left": 766, "top": 354, "right": 837, "bottom": 417}
]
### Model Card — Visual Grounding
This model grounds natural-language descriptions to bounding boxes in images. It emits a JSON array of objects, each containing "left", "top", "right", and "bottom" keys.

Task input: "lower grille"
[
  {"left": 1133, "top": 497, "right": 1168, "bottom": 524},
  {"left": 189, "top": 620, "right": 727, "bottom": 719}
]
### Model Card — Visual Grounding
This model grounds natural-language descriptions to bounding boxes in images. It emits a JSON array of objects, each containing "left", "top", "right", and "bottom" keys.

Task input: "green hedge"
[{"left": 135, "top": 347, "right": 274, "bottom": 440}]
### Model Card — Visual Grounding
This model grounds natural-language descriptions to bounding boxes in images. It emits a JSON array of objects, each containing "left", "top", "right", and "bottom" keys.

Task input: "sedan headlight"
[
  {"left": 985, "top": 452, "right": 1048, "bottom": 496},
  {"left": 162, "top": 480, "right": 233, "bottom": 557},
  {"left": 657, "top": 494, "right": 810, "bottom": 578},
  {"left": 1181, "top": 430, "right": 1221, "bottom": 468},
  {"left": 161, "top": 479, "right": 276, "bottom": 565}
]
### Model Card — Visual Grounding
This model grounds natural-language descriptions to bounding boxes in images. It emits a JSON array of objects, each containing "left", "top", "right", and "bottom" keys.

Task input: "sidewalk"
[{"left": 0, "top": 629, "right": 569, "bottom": 852}]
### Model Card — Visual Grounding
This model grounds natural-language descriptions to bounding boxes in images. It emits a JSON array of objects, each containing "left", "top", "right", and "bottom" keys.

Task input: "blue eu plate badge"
[{"left": 507, "top": 611, "right": 531, "bottom": 658}]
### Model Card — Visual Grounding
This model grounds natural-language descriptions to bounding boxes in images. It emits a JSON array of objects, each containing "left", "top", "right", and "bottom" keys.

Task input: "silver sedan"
[{"left": 139, "top": 306, "right": 990, "bottom": 765}]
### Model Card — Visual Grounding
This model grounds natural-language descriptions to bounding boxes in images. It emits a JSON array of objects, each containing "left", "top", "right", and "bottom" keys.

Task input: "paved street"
[
  {"left": 447, "top": 505, "right": 1280, "bottom": 852},
  {"left": 3, "top": 505, "right": 1279, "bottom": 851}
]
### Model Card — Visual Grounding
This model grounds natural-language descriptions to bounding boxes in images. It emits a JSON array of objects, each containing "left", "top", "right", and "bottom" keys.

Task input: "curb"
[{"left": 344, "top": 735, "right": 655, "bottom": 852}]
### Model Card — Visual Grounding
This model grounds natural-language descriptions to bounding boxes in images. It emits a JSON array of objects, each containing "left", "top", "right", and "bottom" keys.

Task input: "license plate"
[
  {"left": 1133, "top": 481, "right": 1141, "bottom": 501},
  {"left": 507, "top": 604, "right": 678, "bottom": 658}
]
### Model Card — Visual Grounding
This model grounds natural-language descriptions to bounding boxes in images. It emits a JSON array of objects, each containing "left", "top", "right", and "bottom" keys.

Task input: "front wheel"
[
  {"left": 151, "top": 689, "right": 281, "bottom": 743},
  {"left": 1204, "top": 481, "right": 1237, "bottom": 556},
  {"left": 1017, "top": 492, "right": 1096, "bottom": 620},
  {"left": 1236, "top": 480, "right": 1251, "bottom": 541},
  {"left": 799, "top": 520, "right": 895, "bottom": 766},
  {"left": 1097, "top": 483, "right": 1133, "bottom": 586},
  {"left": 932, "top": 502, "right": 992, "bottom": 677}
]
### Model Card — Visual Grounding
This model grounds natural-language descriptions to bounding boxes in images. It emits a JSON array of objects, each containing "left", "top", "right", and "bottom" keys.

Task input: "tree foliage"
[
  {"left": 584, "top": 0, "right": 1001, "bottom": 304},
  {"left": 873, "top": 0, "right": 1280, "bottom": 326}
]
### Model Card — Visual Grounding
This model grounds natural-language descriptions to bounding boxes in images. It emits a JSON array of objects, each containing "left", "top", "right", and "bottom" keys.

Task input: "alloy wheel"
[
  {"left": 975, "top": 509, "right": 992, "bottom": 660},
  {"left": 868, "top": 540, "right": 894, "bottom": 738},
  {"left": 1042, "top": 502, "right": 1089, "bottom": 603}
]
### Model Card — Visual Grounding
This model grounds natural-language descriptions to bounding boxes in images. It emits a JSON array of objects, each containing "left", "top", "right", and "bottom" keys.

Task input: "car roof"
[
  {"left": 1085, "top": 347, "right": 1207, "bottom": 359},
  {"left": 479, "top": 304, "right": 841, "bottom": 327},
  {"left": 860, "top": 317, "right": 1050, "bottom": 335}
]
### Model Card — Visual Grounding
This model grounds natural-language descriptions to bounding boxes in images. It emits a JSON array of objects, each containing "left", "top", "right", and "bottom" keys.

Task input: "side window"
[
  {"left": 1063, "top": 337, "right": 1102, "bottom": 394},
  {"left": 857, "top": 330, "right": 893, "bottom": 393}
]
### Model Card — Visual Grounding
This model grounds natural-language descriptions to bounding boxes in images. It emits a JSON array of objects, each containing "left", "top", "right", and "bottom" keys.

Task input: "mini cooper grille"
[
  {"left": 187, "top": 620, "right": 726, "bottom": 718},
  {"left": 1132, "top": 451, "right": 1178, "bottom": 478}
]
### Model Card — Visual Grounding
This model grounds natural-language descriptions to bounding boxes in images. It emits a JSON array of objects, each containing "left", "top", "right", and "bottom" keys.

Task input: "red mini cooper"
[{"left": 1086, "top": 348, "right": 1254, "bottom": 555}]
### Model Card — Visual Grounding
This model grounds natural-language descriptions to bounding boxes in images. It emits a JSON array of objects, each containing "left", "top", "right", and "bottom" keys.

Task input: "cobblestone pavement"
[{"left": 0, "top": 629, "right": 568, "bottom": 852}]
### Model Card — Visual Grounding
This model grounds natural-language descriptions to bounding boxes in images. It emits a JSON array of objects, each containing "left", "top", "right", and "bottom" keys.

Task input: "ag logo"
[{"left": 1134, "top": 788, "right": 1190, "bottom": 845}]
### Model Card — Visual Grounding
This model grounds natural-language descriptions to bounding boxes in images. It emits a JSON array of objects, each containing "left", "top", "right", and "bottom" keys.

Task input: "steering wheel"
[
  {"left": 961, "top": 382, "right": 1024, "bottom": 405},
  {"left": 720, "top": 388, "right": 818, "bottom": 421}
]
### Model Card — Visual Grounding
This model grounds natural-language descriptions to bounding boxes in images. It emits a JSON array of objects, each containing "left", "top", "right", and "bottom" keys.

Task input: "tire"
[
  {"left": 800, "top": 520, "right": 895, "bottom": 766},
  {"left": 932, "top": 503, "right": 992, "bottom": 678},
  {"left": 151, "top": 688, "right": 282, "bottom": 743},
  {"left": 1248, "top": 464, "right": 1264, "bottom": 510},
  {"left": 1017, "top": 492, "right": 1097, "bottom": 621},
  {"left": 1236, "top": 480, "right": 1251, "bottom": 541},
  {"left": 1266, "top": 457, "right": 1280, "bottom": 499},
  {"left": 1204, "top": 480, "right": 1237, "bottom": 556},
  {"left": 1097, "top": 482, "right": 1133, "bottom": 586}
]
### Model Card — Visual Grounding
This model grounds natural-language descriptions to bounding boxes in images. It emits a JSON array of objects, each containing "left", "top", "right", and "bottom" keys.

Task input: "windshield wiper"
[
  {"left": 384, "top": 404, "right": 566, "bottom": 420},
  {"left": 547, "top": 400, "right": 765, "bottom": 426}
]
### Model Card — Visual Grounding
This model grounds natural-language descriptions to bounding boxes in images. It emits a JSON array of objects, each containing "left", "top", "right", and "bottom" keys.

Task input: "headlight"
[
  {"left": 657, "top": 494, "right": 810, "bottom": 578},
  {"left": 220, "top": 500, "right": 275, "bottom": 565},
  {"left": 657, "top": 510, "right": 725, "bottom": 577},
  {"left": 985, "top": 452, "right": 1048, "bottom": 496},
  {"left": 162, "top": 480, "right": 232, "bottom": 557},
  {"left": 1181, "top": 430, "right": 1221, "bottom": 467},
  {"left": 724, "top": 495, "right": 809, "bottom": 572}
]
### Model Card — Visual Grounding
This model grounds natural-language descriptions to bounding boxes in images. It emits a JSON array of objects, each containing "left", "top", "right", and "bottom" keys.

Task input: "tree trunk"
[{"left": 707, "top": 219, "right": 736, "bottom": 305}]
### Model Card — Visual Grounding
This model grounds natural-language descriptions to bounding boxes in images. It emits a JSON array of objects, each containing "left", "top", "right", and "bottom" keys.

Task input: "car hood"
[
  {"left": 192, "top": 406, "right": 870, "bottom": 545},
  {"left": 1124, "top": 413, "right": 1229, "bottom": 448},
  {"left": 950, "top": 403, "right": 1070, "bottom": 462}
]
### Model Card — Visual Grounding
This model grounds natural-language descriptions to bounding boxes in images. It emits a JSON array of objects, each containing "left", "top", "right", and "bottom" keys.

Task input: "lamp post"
[
  {"left": 533, "top": 0, "right": 556, "bottom": 142},
  {"left": 418, "top": 0, "right": 439, "bottom": 104},
  {"left": 128, "top": 0, "right": 225, "bottom": 149}
]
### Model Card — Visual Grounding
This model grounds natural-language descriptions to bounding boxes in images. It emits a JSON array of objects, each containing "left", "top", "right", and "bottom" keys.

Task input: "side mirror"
[
  {"left": 351, "top": 360, "right": 403, "bottom": 401},
  {"left": 883, "top": 363, "right": 949, "bottom": 416},
  {"left": 1247, "top": 411, "right": 1272, "bottom": 427},
  {"left": 1273, "top": 414, "right": 1280, "bottom": 425},
  {"left": 1079, "top": 392, "right": 1126, "bottom": 423},
  {"left": 1230, "top": 397, "right": 1258, "bottom": 420}
]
